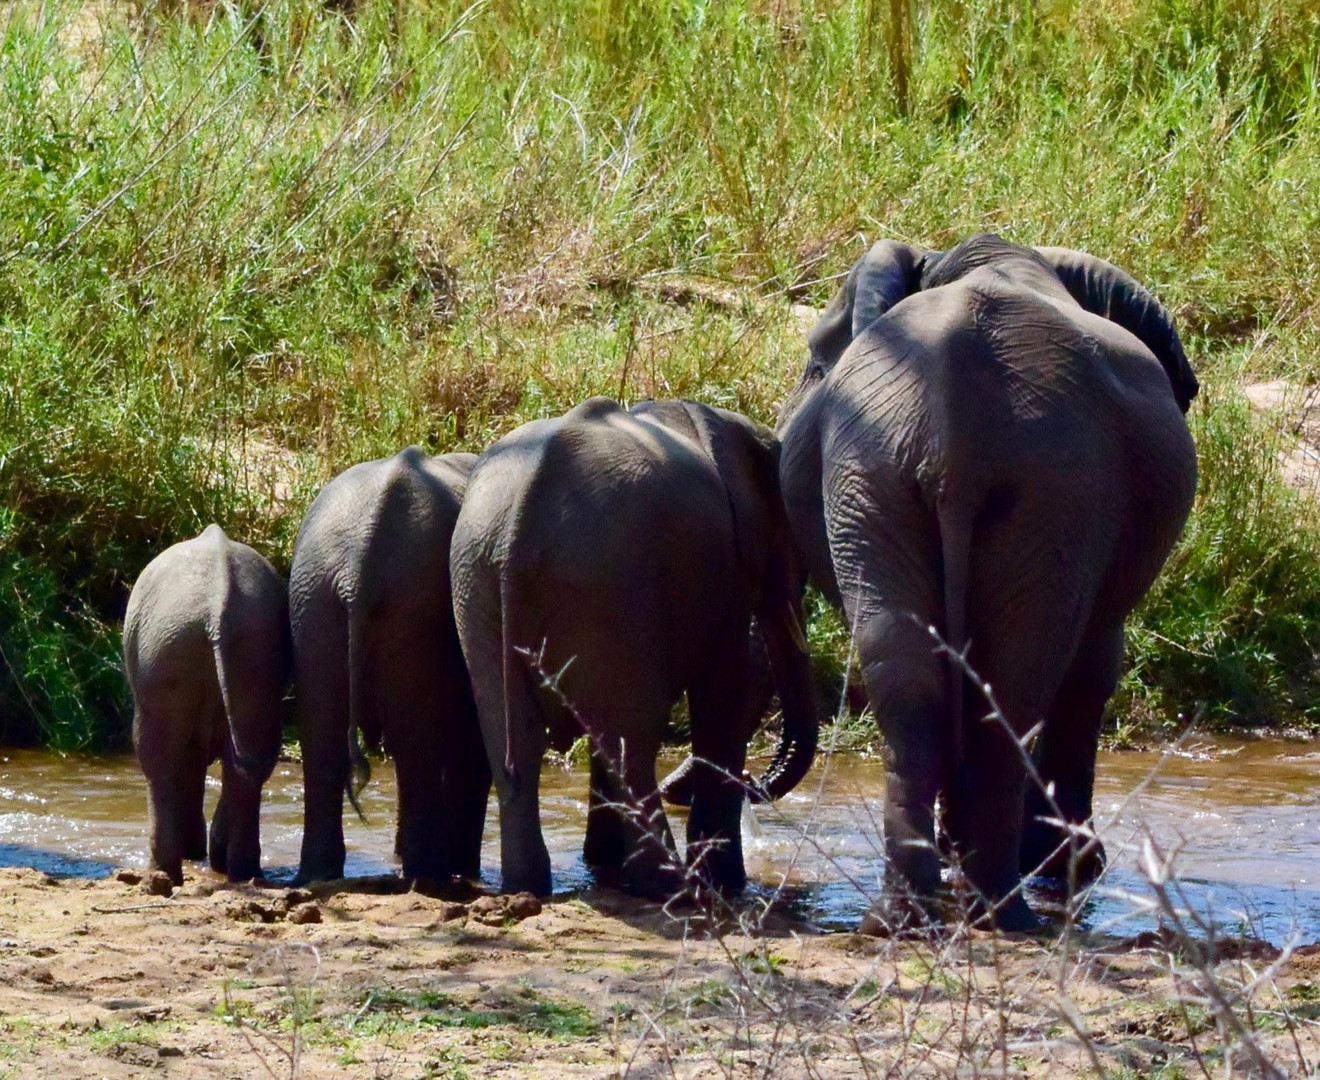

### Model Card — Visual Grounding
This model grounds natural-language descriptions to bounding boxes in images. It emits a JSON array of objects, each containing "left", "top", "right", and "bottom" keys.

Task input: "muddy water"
[{"left": 1, "top": 738, "right": 1316, "bottom": 944}]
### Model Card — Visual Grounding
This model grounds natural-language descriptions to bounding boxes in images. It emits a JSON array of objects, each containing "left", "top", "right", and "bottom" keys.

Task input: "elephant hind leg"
[
  {"left": 208, "top": 790, "right": 230, "bottom": 876},
  {"left": 473, "top": 638, "right": 552, "bottom": 898},
  {"left": 294, "top": 616, "right": 350, "bottom": 884},
  {"left": 1020, "top": 622, "right": 1123, "bottom": 883},
  {"left": 383, "top": 689, "right": 451, "bottom": 883},
  {"left": 177, "top": 751, "right": 210, "bottom": 864},
  {"left": 219, "top": 757, "right": 263, "bottom": 882},
  {"left": 684, "top": 628, "right": 753, "bottom": 894},
  {"left": 584, "top": 748, "right": 629, "bottom": 871},
  {"left": 145, "top": 770, "right": 185, "bottom": 886},
  {"left": 855, "top": 607, "right": 948, "bottom": 923},
  {"left": 606, "top": 732, "right": 681, "bottom": 901},
  {"left": 439, "top": 694, "right": 491, "bottom": 883},
  {"left": 942, "top": 558, "right": 1101, "bottom": 930}
]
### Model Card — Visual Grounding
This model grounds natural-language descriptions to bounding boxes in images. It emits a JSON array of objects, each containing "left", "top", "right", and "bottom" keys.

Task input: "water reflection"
[{"left": 0, "top": 738, "right": 1316, "bottom": 944}]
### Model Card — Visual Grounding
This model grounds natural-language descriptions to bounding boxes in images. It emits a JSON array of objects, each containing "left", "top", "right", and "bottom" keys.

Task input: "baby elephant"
[{"left": 123, "top": 525, "right": 291, "bottom": 884}]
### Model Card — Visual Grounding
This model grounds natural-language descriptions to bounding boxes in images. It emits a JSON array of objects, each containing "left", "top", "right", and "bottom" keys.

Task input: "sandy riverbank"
[{"left": 0, "top": 867, "right": 1316, "bottom": 1077}]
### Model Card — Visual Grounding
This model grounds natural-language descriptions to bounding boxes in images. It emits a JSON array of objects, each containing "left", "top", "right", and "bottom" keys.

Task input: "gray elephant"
[
  {"left": 290, "top": 447, "right": 489, "bottom": 884},
  {"left": 123, "top": 524, "right": 290, "bottom": 885},
  {"left": 778, "top": 233, "right": 1198, "bottom": 931},
  {"left": 451, "top": 397, "right": 817, "bottom": 899}
]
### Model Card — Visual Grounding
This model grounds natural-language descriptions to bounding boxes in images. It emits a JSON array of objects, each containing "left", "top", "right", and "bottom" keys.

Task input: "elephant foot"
[
  {"left": 1020, "top": 821, "right": 1107, "bottom": 884},
  {"left": 225, "top": 857, "right": 262, "bottom": 884},
  {"left": 973, "top": 892, "right": 1045, "bottom": 935},
  {"left": 619, "top": 861, "right": 686, "bottom": 902},
  {"left": 501, "top": 862, "right": 552, "bottom": 899},
  {"left": 583, "top": 831, "right": 627, "bottom": 871},
  {"left": 685, "top": 837, "right": 747, "bottom": 897},
  {"left": 296, "top": 856, "right": 347, "bottom": 886},
  {"left": 151, "top": 858, "right": 185, "bottom": 888},
  {"left": 400, "top": 852, "right": 453, "bottom": 885},
  {"left": 857, "top": 892, "right": 945, "bottom": 938},
  {"left": 583, "top": 809, "right": 628, "bottom": 869}
]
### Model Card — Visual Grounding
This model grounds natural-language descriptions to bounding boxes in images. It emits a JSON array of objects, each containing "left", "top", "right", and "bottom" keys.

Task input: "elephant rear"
[
  {"left": 290, "top": 448, "right": 487, "bottom": 885},
  {"left": 123, "top": 525, "right": 289, "bottom": 884},
  {"left": 780, "top": 246, "right": 1197, "bottom": 929},
  {"left": 453, "top": 397, "right": 818, "bottom": 899}
]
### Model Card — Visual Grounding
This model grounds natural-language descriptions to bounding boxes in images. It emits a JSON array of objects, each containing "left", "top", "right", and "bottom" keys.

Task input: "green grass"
[
  {"left": 2, "top": 0, "right": 1319, "bottom": 748},
  {"left": 352, "top": 985, "right": 600, "bottom": 1039}
]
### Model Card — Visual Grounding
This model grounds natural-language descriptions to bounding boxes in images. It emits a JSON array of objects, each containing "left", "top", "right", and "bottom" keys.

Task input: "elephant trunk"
[{"left": 747, "top": 598, "right": 818, "bottom": 803}]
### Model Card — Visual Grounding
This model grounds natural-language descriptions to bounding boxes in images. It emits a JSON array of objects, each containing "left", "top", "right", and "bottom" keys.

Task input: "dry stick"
[
  {"left": 1138, "top": 833, "right": 1288, "bottom": 1080},
  {"left": 90, "top": 898, "right": 207, "bottom": 914},
  {"left": 224, "top": 943, "right": 321, "bottom": 1080},
  {"left": 926, "top": 623, "right": 1232, "bottom": 1074}
]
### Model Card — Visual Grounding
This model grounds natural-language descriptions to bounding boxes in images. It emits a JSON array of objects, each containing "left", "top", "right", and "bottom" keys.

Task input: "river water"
[{"left": 1, "top": 738, "right": 1316, "bottom": 944}]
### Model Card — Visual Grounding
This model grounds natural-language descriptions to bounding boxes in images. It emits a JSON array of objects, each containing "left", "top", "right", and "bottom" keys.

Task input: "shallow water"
[{"left": 1, "top": 737, "right": 1316, "bottom": 944}]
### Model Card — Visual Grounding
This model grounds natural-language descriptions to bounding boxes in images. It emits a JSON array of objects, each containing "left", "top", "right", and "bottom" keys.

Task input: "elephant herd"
[{"left": 121, "top": 233, "right": 1198, "bottom": 933}]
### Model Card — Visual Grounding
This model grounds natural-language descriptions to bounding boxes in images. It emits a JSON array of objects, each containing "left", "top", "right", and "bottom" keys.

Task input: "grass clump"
[
  {"left": 2, "top": 0, "right": 1320, "bottom": 747},
  {"left": 354, "top": 986, "right": 600, "bottom": 1039}
]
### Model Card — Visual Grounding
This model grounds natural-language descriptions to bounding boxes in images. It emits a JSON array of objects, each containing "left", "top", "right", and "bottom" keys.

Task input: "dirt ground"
[{"left": 0, "top": 868, "right": 1316, "bottom": 1078}]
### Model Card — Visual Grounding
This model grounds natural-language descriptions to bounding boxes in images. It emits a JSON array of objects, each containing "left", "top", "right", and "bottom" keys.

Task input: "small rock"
[
  {"left": 468, "top": 892, "right": 542, "bottom": 927},
  {"left": 437, "top": 901, "right": 467, "bottom": 922},
  {"left": 468, "top": 896, "right": 506, "bottom": 926},
  {"left": 226, "top": 900, "right": 277, "bottom": 924},
  {"left": 283, "top": 887, "right": 314, "bottom": 908},
  {"left": 857, "top": 910, "right": 892, "bottom": 937},
  {"left": 105, "top": 1042, "right": 158, "bottom": 1067},
  {"left": 134, "top": 1005, "right": 172, "bottom": 1022},
  {"left": 114, "top": 869, "right": 143, "bottom": 886},
  {"left": 142, "top": 872, "right": 173, "bottom": 898},
  {"left": 505, "top": 892, "right": 542, "bottom": 920},
  {"left": 286, "top": 902, "right": 321, "bottom": 925}
]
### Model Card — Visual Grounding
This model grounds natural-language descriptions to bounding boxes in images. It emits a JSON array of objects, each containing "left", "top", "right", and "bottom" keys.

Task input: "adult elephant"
[
  {"left": 451, "top": 397, "right": 817, "bottom": 899},
  {"left": 778, "top": 233, "right": 1198, "bottom": 931},
  {"left": 290, "top": 447, "right": 489, "bottom": 884}
]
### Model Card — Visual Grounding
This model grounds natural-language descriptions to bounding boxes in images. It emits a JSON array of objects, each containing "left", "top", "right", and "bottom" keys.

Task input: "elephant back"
[{"left": 834, "top": 274, "right": 1191, "bottom": 510}]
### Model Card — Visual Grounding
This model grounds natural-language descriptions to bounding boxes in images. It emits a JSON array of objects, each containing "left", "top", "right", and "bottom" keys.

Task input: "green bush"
[{"left": 2, "top": 0, "right": 1318, "bottom": 747}]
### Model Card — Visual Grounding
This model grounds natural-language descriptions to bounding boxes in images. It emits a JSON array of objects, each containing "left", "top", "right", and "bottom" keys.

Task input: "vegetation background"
[{"left": 2, "top": 0, "right": 1319, "bottom": 751}]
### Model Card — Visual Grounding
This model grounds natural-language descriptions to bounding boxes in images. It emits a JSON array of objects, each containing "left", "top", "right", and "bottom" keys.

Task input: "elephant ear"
[
  {"left": 1035, "top": 246, "right": 1199, "bottom": 413},
  {"left": 807, "top": 240, "right": 929, "bottom": 371}
]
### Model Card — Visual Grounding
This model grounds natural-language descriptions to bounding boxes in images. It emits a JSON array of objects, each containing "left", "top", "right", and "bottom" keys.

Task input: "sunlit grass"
[{"left": 2, "top": 0, "right": 1319, "bottom": 747}]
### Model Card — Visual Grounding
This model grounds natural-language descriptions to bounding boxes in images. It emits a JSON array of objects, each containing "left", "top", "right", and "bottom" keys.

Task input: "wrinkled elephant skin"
[
  {"left": 451, "top": 398, "right": 818, "bottom": 900},
  {"left": 778, "top": 234, "right": 1198, "bottom": 930},
  {"left": 290, "top": 448, "right": 490, "bottom": 885}
]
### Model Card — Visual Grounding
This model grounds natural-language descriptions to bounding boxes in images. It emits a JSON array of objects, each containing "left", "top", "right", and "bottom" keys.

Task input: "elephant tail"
[
  {"left": 937, "top": 494, "right": 972, "bottom": 776},
  {"left": 211, "top": 632, "right": 258, "bottom": 782},
  {"left": 210, "top": 549, "right": 262, "bottom": 786},
  {"left": 344, "top": 605, "right": 372, "bottom": 823},
  {"left": 499, "top": 573, "right": 524, "bottom": 800}
]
